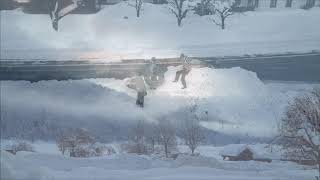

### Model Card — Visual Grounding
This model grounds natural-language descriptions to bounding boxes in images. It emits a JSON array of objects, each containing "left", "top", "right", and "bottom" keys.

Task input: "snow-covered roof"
[
  {"left": 219, "top": 144, "right": 280, "bottom": 159},
  {"left": 220, "top": 144, "right": 256, "bottom": 157}
]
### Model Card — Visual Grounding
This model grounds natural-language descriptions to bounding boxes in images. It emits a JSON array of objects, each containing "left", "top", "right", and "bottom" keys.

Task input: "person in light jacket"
[{"left": 173, "top": 53, "right": 192, "bottom": 89}]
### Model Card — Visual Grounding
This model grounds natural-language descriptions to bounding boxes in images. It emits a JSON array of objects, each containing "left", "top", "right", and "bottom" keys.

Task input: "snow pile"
[
  {"left": 2, "top": 67, "right": 319, "bottom": 138},
  {"left": 0, "top": 144, "right": 316, "bottom": 180},
  {"left": 1, "top": 3, "right": 320, "bottom": 60},
  {"left": 173, "top": 154, "right": 223, "bottom": 168},
  {"left": 0, "top": 151, "right": 48, "bottom": 180}
]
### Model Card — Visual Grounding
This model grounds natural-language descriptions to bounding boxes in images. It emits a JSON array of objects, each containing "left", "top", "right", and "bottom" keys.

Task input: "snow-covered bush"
[
  {"left": 125, "top": 120, "right": 160, "bottom": 155},
  {"left": 155, "top": 119, "right": 178, "bottom": 158},
  {"left": 181, "top": 103, "right": 205, "bottom": 154},
  {"left": 57, "top": 128, "right": 116, "bottom": 157},
  {"left": 280, "top": 88, "right": 320, "bottom": 173},
  {"left": 91, "top": 142, "right": 116, "bottom": 156},
  {"left": 73, "top": 145, "right": 95, "bottom": 157},
  {"left": 56, "top": 128, "right": 96, "bottom": 157},
  {"left": 210, "top": 0, "right": 235, "bottom": 29},
  {"left": 128, "top": 120, "right": 150, "bottom": 154},
  {"left": 71, "top": 143, "right": 116, "bottom": 157},
  {"left": 121, "top": 142, "right": 151, "bottom": 154},
  {"left": 8, "top": 141, "right": 34, "bottom": 154}
]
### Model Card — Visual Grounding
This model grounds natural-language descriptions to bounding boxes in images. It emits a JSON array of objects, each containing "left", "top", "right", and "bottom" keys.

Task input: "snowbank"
[
  {"left": 0, "top": 144, "right": 316, "bottom": 180},
  {"left": 173, "top": 154, "right": 223, "bottom": 168},
  {"left": 0, "top": 150, "right": 49, "bottom": 180},
  {"left": 2, "top": 67, "right": 319, "bottom": 138},
  {"left": 1, "top": 3, "right": 320, "bottom": 60}
]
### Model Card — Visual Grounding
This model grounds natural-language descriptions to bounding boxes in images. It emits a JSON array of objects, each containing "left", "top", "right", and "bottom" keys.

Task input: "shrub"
[{"left": 9, "top": 141, "right": 34, "bottom": 154}]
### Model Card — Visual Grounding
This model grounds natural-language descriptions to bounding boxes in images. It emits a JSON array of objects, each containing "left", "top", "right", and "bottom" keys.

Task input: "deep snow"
[
  {"left": 0, "top": 142, "right": 317, "bottom": 180},
  {"left": 2, "top": 66, "right": 319, "bottom": 137},
  {"left": 1, "top": 3, "right": 320, "bottom": 60}
]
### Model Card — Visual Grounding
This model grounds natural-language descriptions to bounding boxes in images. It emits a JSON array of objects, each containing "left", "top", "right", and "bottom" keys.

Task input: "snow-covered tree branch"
[
  {"left": 156, "top": 119, "right": 177, "bottom": 157},
  {"left": 168, "top": 0, "right": 189, "bottom": 26},
  {"left": 210, "top": 0, "right": 235, "bottom": 30},
  {"left": 280, "top": 88, "right": 320, "bottom": 175},
  {"left": 182, "top": 103, "right": 205, "bottom": 154},
  {"left": 129, "top": 0, "right": 143, "bottom": 17}
]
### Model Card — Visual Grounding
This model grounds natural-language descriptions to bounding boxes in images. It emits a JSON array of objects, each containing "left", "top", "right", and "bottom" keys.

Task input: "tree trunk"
[
  {"left": 164, "top": 143, "right": 168, "bottom": 157},
  {"left": 285, "top": 0, "right": 292, "bottom": 7},
  {"left": 306, "top": 0, "right": 315, "bottom": 9},
  {"left": 178, "top": 18, "right": 182, "bottom": 27},
  {"left": 270, "top": 0, "right": 277, "bottom": 8},
  {"left": 221, "top": 16, "right": 225, "bottom": 30},
  {"left": 254, "top": 0, "right": 259, "bottom": 8}
]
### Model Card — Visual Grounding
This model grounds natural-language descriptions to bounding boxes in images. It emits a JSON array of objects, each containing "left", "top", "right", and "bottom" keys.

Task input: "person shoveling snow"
[
  {"left": 126, "top": 75, "right": 148, "bottom": 108},
  {"left": 144, "top": 57, "right": 166, "bottom": 90},
  {"left": 173, "top": 53, "right": 192, "bottom": 89}
]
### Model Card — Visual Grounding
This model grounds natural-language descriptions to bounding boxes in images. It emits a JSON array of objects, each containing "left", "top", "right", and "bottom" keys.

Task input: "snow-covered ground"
[
  {"left": 2, "top": 66, "right": 319, "bottom": 137},
  {"left": 1, "top": 141, "right": 317, "bottom": 180},
  {"left": 1, "top": 3, "right": 320, "bottom": 60}
]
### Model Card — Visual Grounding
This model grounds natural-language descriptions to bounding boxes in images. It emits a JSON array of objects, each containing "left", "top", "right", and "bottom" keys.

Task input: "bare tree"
[
  {"left": 129, "top": 0, "right": 143, "bottom": 17},
  {"left": 74, "top": 128, "right": 95, "bottom": 145},
  {"left": 182, "top": 103, "right": 205, "bottom": 154},
  {"left": 280, "top": 88, "right": 320, "bottom": 176},
  {"left": 168, "top": 0, "right": 189, "bottom": 26},
  {"left": 146, "top": 122, "right": 158, "bottom": 152},
  {"left": 156, "top": 119, "right": 177, "bottom": 158},
  {"left": 129, "top": 120, "right": 148, "bottom": 154},
  {"left": 211, "top": 0, "right": 235, "bottom": 30},
  {"left": 56, "top": 133, "right": 68, "bottom": 155},
  {"left": 56, "top": 128, "right": 95, "bottom": 157}
]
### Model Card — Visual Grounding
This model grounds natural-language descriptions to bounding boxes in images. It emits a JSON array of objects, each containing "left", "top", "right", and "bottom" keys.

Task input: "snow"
[
  {"left": 1, "top": 3, "right": 320, "bottom": 61},
  {"left": 219, "top": 144, "right": 256, "bottom": 156},
  {"left": 2, "top": 67, "right": 319, "bottom": 137},
  {"left": 1, "top": 142, "right": 317, "bottom": 180},
  {"left": 218, "top": 144, "right": 282, "bottom": 159}
]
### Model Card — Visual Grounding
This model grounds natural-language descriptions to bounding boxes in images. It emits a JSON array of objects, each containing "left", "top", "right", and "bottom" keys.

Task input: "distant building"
[
  {"left": 220, "top": 145, "right": 272, "bottom": 163},
  {"left": 233, "top": 0, "right": 320, "bottom": 11},
  {"left": 19, "top": 0, "right": 102, "bottom": 14}
]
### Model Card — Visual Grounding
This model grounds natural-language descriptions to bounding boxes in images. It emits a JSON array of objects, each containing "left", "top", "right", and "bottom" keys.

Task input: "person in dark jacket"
[
  {"left": 145, "top": 57, "right": 165, "bottom": 89},
  {"left": 135, "top": 75, "right": 147, "bottom": 107},
  {"left": 173, "top": 53, "right": 192, "bottom": 89}
]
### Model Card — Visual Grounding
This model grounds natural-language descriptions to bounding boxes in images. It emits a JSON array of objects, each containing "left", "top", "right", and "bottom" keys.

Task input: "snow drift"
[{"left": 2, "top": 66, "right": 318, "bottom": 139}]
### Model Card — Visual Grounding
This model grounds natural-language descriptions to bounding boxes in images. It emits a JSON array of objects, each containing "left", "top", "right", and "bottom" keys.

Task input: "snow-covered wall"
[{"left": 238, "top": 0, "right": 320, "bottom": 8}]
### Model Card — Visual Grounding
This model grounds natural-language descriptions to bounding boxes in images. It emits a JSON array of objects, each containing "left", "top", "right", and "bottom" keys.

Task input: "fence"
[{"left": 235, "top": 0, "right": 320, "bottom": 9}]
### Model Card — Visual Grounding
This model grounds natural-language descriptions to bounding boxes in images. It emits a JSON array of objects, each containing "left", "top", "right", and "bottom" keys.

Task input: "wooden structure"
[
  {"left": 221, "top": 145, "right": 272, "bottom": 163},
  {"left": 222, "top": 147, "right": 254, "bottom": 161}
]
